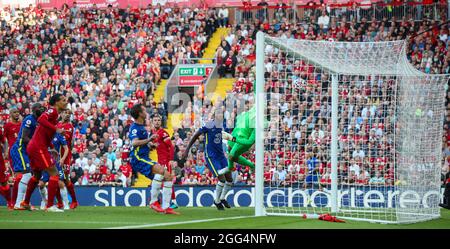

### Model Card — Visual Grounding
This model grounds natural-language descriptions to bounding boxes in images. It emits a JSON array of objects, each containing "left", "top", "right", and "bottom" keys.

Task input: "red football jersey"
[
  {"left": 3, "top": 121, "right": 21, "bottom": 149},
  {"left": 29, "top": 107, "right": 59, "bottom": 149},
  {"left": 119, "top": 164, "right": 132, "bottom": 178},
  {"left": 153, "top": 128, "right": 174, "bottom": 165},
  {"left": 56, "top": 122, "right": 74, "bottom": 165}
]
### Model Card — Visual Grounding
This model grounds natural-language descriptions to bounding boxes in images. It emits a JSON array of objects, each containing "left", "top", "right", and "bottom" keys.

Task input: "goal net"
[{"left": 254, "top": 32, "right": 449, "bottom": 224}]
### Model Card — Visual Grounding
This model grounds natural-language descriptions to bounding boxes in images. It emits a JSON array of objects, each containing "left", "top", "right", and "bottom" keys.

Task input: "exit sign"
[{"left": 178, "top": 66, "right": 213, "bottom": 86}]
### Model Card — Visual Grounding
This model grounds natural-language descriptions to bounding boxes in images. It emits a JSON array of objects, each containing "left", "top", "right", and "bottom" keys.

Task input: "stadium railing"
[{"left": 234, "top": 1, "right": 447, "bottom": 24}]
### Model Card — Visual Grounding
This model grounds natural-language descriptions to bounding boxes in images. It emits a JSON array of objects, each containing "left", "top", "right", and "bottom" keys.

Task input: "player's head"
[
  {"left": 31, "top": 103, "right": 45, "bottom": 118},
  {"left": 130, "top": 104, "right": 146, "bottom": 122},
  {"left": 62, "top": 108, "right": 72, "bottom": 122},
  {"left": 49, "top": 93, "right": 67, "bottom": 111},
  {"left": 9, "top": 108, "right": 20, "bottom": 122},
  {"left": 152, "top": 114, "right": 161, "bottom": 129},
  {"left": 211, "top": 106, "right": 224, "bottom": 128}
]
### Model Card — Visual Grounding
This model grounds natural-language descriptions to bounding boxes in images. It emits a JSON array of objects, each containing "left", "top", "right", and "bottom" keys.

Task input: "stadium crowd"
[
  {"left": 210, "top": 1, "right": 450, "bottom": 187},
  {"left": 0, "top": 1, "right": 449, "bottom": 188}
]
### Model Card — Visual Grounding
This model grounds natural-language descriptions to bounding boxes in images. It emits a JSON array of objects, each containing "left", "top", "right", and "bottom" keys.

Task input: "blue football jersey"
[
  {"left": 128, "top": 123, "right": 151, "bottom": 159},
  {"left": 200, "top": 120, "right": 224, "bottom": 158},
  {"left": 307, "top": 157, "right": 319, "bottom": 174},
  {"left": 15, "top": 114, "right": 38, "bottom": 147},
  {"left": 52, "top": 133, "right": 67, "bottom": 154}
]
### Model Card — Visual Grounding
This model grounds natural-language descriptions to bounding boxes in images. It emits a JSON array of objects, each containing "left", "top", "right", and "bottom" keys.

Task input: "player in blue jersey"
[
  {"left": 182, "top": 106, "right": 233, "bottom": 210},
  {"left": 39, "top": 132, "right": 69, "bottom": 210},
  {"left": 128, "top": 104, "right": 179, "bottom": 215},
  {"left": 10, "top": 103, "right": 45, "bottom": 210}
]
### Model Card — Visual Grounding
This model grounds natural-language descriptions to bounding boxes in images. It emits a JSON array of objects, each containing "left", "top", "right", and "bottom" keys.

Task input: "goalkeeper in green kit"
[{"left": 221, "top": 105, "right": 256, "bottom": 173}]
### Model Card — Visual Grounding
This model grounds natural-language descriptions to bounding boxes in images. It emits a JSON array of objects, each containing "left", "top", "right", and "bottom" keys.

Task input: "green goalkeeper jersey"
[{"left": 231, "top": 105, "right": 256, "bottom": 146}]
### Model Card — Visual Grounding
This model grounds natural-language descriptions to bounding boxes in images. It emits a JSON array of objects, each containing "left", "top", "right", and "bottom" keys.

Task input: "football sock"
[
  {"left": 47, "top": 175, "right": 59, "bottom": 208},
  {"left": 15, "top": 173, "right": 31, "bottom": 208},
  {"left": 12, "top": 173, "right": 23, "bottom": 205},
  {"left": 162, "top": 181, "right": 173, "bottom": 209},
  {"left": 60, "top": 187, "right": 69, "bottom": 207},
  {"left": 24, "top": 176, "right": 38, "bottom": 203},
  {"left": 150, "top": 174, "right": 163, "bottom": 204},
  {"left": 171, "top": 186, "right": 176, "bottom": 201},
  {"left": 56, "top": 188, "right": 62, "bottom": 206},
  {"left": 39, "top": 186, "right": 47, "bottom": 204},
  {"left": 220, "top": 181, "right": 233, "bottom": 200},
  {"left": 66, "top": 181, "right": 77, "bottom": 202},
  {"left": 215, "top": 181, "right": 225, "bottom": 203}
]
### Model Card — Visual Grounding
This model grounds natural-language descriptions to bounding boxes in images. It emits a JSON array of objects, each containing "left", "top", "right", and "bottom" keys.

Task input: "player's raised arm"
[
  {"left": 38, "top": 109, "right": 63, "bottom": 134},
  {"left": 182, "top": 129, "right": 203, "bottom": 160},
  {"left": 165, "top": 136, "right": 175, "bottom": 161}
]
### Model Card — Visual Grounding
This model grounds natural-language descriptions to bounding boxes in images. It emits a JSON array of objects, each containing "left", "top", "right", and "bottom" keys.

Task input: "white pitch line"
[
  {"left": 0, "top": 220, "right": 146, "bottom": 225},
  {"left": 105, "top": 215, "right": 254, "bottom": 229}
]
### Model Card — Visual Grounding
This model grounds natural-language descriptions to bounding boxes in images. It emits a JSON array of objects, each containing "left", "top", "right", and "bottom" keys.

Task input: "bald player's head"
[
  {"left": 9, "top": 108, "right": 20, "bottom": 122},
  {"left": 31, "top": 103, "right": 45, "bottom": 118}
]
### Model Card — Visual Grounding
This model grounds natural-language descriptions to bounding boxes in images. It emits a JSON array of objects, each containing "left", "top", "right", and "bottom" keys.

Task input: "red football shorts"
[{"left": 27, "top": 147, "right": 55, "bottom": 172}]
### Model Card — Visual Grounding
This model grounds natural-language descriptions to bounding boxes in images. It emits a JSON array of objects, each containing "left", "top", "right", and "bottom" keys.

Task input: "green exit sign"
[{"left": 179, "top": 67, "right": 207, "bottom": 76}]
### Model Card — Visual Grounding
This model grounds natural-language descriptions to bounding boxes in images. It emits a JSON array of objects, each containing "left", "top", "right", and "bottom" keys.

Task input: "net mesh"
[{"left": 259, "top": 35, "right": 448, "bottom": 223}]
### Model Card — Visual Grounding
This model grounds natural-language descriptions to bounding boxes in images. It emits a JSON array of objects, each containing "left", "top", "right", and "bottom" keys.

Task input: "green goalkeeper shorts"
[{"left": 227, "top": 140, "right": 253, "bottom": 159}]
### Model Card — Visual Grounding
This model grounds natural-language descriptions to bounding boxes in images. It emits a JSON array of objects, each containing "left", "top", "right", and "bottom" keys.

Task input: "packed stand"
[{"left": 0, "top": 3, "right": 219, "bottom": 186}]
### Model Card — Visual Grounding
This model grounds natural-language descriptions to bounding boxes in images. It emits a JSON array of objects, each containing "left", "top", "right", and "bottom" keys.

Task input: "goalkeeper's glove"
[{"left": 222, "top": 131, "right": 235, "bottom": 142}]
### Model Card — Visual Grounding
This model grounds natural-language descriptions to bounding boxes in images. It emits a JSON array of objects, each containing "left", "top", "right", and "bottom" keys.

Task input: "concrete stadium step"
[
  {"left": 211, "top": 78, "right": 235, "bottom": 103},
  {"left": 200, "top": 27, "right": 230, "bottom": 62},
  {"left": 153, "top": 79, "right": 167, "bottom": 104}
]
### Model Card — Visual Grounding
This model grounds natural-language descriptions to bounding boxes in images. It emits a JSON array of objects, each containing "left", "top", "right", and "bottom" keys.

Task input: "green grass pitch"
[{"left": 0, "top": 206, "right": 449, "bottom": 229}]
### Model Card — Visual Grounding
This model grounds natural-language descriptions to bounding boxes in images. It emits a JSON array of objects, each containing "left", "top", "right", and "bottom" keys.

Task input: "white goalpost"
[{"left": 254, "top": 31, "right": 449, "bottom": 224}]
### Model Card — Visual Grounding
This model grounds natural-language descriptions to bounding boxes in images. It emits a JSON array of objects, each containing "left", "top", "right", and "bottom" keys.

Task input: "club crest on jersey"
[{"left": 47, "top": 109, "right": 53, "bottom": 113}]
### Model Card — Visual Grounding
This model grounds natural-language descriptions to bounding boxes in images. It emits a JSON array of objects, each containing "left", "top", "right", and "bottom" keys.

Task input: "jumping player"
[
  {"left": 3, "top": 108, "right": 21, "bottom": 205},
  {"left": 56, "top": 109, "right": 78, "bottom": 209},
  {"left": 128, "top": 104, "right": 179, "bottom": 215},
  {"left": 151, "top": 114, "right": 177, "bottom": 209},
  {"left": 222, "top": 105, "right": 257, "bottom": 172},
  {"left": 10, "top": 103, "right": 45, "bottom": 210},
  {"left": 182, "top": 106, "right": 233, "bottom": 210},
  {"left": 0, "top": 127, "right": 12, "bottom": 209},
  {"left": 21, "top": 94, "right": 67, "bottom": 212}
]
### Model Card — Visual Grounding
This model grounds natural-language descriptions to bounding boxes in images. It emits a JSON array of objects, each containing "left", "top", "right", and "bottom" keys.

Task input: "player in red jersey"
[
  {"left": 0, "top": 127, "right": 13, "bottom": 209},
  {"left": 3, "top": 108, "right": 21, "bottom": 154},
  {"left": 21, "top": 94, "right": 68, "bottom": 212},
  {"left": 151, "top": 114, "right": 177, "bottom": 209},
  {"left": 4, "top": 108, "right": 22, "bottom": 207},
  {"left": 56, "top": 109, "right": 78, "bottom": 209}
]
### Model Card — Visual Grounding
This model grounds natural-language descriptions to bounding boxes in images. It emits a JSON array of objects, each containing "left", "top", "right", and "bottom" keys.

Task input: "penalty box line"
[{"left": 104, "top": 215, "right": 254, "bottom": 229}]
